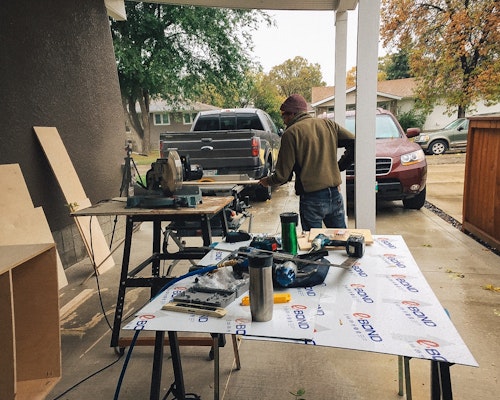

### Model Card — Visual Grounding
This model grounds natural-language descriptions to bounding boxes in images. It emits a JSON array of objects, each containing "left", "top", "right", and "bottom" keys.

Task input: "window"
[
  {"left": 183, "top": 113, "right": 197, "bottom": 125},
  {"left": 154, "top": 113, "right": 170, "bottom": 125}
]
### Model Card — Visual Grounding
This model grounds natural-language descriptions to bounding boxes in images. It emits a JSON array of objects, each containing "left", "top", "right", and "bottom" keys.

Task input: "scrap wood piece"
[{"left": 33, "top": 126, "right": 114, "bottom": 274}]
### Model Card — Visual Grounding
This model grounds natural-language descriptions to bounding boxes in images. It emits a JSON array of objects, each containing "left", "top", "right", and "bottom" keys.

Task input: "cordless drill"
[{"left": 309, "top": 233, "right": 365, "bottom": 258}]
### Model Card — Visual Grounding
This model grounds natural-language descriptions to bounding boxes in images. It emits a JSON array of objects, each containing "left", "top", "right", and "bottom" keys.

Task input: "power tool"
[{"left": 309, "top": 233, "right": 365, "bottom": 258}]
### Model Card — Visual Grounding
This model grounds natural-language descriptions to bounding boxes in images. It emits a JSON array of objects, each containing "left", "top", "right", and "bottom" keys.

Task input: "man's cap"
[{"left": 280, "top": 94, "right": 308, "bottom": 113}]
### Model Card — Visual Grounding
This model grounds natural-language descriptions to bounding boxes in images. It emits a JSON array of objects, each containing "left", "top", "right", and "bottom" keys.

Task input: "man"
[{"left": 259, "top": 94, "right": 355, "bottom": 231}]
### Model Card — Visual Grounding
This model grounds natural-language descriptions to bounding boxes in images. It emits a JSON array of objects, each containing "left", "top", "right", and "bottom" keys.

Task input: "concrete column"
[{"left": 354, "top": 0, "right": 380, "bottom": 232}]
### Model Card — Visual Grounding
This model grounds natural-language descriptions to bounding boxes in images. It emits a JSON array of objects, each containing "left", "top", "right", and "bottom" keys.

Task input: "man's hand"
[{"left": 258, "top": 176, "right": 270, "bottom": 187}]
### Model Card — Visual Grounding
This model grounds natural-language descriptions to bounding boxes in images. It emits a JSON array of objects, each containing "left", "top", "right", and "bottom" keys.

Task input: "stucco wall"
[{"left": 0, "top": 0, "right": 126, "bottom": 267}]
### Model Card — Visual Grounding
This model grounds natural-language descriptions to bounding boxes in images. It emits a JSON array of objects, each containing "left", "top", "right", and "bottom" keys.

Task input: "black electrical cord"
[
  {"left": 51, "top": 349, "right": 124, "bottom": 400},
  {"left": 89, "top": 215, "right": 114, "bottom": 331},
  {"left": 112, "top": 265, "right": 217, "bottom": 399}
]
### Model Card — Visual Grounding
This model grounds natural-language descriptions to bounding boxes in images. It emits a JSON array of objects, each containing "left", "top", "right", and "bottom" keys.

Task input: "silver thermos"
[{"left": 248, "top": 253, "right": 274, "bottom": 322}]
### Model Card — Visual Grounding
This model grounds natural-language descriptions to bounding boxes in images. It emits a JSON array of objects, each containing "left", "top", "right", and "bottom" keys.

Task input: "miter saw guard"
[{"left": 126, "top": 150, "right": 203, "bottom": 208}]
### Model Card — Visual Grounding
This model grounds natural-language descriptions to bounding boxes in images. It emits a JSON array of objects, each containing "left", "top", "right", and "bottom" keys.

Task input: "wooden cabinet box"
[
  {"left": 462, "top": 115, "right": 500, "bottom": 249},
  {"left": 0, "top": 243, "right": 61, "bottom": 400}
]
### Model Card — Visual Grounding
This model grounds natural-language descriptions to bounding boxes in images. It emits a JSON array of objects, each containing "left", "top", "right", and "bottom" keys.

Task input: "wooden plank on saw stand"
[{"left": 33, "top": 126, "right": 114, "bottom": 275}]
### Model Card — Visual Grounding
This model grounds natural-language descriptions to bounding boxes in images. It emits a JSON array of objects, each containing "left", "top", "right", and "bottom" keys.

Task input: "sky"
[{"left": 250, "top": 9, "right": 378, "bottom": 86}]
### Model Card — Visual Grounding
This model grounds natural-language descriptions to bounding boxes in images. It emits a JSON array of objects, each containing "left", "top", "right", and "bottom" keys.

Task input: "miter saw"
[{"left": 126, "top": 150, "right": 203, "bottom": 208}]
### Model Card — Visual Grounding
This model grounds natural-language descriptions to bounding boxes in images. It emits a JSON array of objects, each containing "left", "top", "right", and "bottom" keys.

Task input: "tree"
[
  {"left": 381, "top": 0, "right": 500, "bottom": 118},
  {"left": 250, "top": 73, "right": 286, "bottom": 129},
  {"left": 198, "top": 69, "right": 284, "bottom": 129},
  {"left": 111, "top": 3, "right": 270, "bottom": 152},
  {"left": 345, "top": 64, "right": 387, "bottom": 87},
  {"left": 197, "top": 69, "right": 259, "bottom": 109},
  {"left": 268, "top": 56, "right": 325, "bottom": 102},
  {"left": 379, "top": 51, "right": 412, "bottom": 80}
]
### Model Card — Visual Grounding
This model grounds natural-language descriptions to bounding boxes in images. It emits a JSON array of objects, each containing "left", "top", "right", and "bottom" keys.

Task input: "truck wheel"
[
  {"left": 429, "top": 140, "right": 448, "bottom": 155},
  {"left": 403, "top": 187, "right": 426, "bottom": 210}
]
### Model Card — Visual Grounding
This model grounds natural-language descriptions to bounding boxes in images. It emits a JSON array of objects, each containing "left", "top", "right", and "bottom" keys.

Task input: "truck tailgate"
[{"left": 160, "top": 130, "right": 263, "bottom": 170}]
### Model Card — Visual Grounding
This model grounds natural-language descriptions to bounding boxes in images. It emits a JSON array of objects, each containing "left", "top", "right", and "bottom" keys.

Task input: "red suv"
[{"left": 322, "top": 109, "right": 427, "bottom": 209}]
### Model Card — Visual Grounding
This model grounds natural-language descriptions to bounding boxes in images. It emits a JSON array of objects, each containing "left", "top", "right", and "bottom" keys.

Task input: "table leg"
[
  {"left": 168, "top": 331, "right": 186, "bottom": 400},
  {"left": 220, "top": 207, "right": 229, "bottom": 238},
  {"left": 213, "top": 334, "right": 220, "bottom": 400},
  {"left": 431, "top": 361, "right": 453, "bottom": 400},
  {"left": 111, "top": 215, "right": 133, "bottom": 348},
  {"left": 150, "top": 331, "right": 165, "bottom": 400},
  {"left": 200, "top": 214, "right": 213, "bottom": 247},
  {"left": 404, "top": 356, "right": 412, "bottom": 400},
  {"left": 151, "top": 219, "right": 161, "bottom": 280}
]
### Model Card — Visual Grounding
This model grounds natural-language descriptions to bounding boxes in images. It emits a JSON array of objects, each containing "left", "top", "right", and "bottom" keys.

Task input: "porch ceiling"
[{"left": 137, "top": 0, "right": 358, "bottom": 11}]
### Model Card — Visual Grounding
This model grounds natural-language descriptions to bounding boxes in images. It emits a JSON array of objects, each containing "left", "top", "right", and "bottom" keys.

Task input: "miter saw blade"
[{"left": 160, "top": 150, "right": 183, "bottom": 196}]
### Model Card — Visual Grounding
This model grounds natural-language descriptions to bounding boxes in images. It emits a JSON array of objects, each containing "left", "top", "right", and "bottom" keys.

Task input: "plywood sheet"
[
  {"left": 0, "top": 207, "right": 68, "bottom": 289},
  {"left": 33, "top": 127, "right": 114, "bottom": 274},
  {"left": 298, "top": 228, "right": 373, "bottom": 251},
  {"left": 73, "top": 198, "right": 115, "bottom": 274},
  {"left": 0, "top": 164, "right": 34, "bottom": 210},
  {"left": 0, "top": 164, "right": 67, "bottom": 288},
  {"left": 33, "top": 126, "right": 86, "bottom": 203}
]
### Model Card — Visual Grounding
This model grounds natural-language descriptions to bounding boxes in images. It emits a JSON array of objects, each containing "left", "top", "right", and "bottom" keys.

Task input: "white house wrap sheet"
[{"left": 124, "top": 235, "right": 477, "bottom": 367}]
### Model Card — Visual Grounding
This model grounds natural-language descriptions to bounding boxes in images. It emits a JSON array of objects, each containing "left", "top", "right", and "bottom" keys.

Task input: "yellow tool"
[{"left": 240, "top": 293, "right": 291, "bottom": 306}]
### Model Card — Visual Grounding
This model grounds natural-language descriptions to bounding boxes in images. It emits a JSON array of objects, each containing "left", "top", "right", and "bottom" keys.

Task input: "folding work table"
[
  {"left": 71, "top": 195, "right": 234, "bottom": 348},
  {"left": 124, "top": 235, "right": 478, "bottom": 400}
]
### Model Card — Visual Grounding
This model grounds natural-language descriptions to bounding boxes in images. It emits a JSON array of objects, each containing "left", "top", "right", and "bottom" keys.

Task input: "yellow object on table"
[{"left": 241, "top": 292, "right": 291, "bottom": 306}]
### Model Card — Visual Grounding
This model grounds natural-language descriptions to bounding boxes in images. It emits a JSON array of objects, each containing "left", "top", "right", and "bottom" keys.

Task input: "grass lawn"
[{"left": 131, "top": 151, "right": 160, "bottom": 166}]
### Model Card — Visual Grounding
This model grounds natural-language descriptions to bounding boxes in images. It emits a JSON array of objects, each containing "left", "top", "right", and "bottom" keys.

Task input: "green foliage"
[
  {"left": 381, "top": 0, "right": 500, "bottom": 119},
  {"left": 268, "top": 56, "right": 325, "bottom": 101},
  {"left": 382, "top": 50, "right": 412, "bottom": 80},
  {"left": 111, "top": 3, "right": 270, "bottom": 151},
  {"left": 250, "top": 72, "right": 285, "bottom": 130},
  {"left": 397, "top": 109, "right": 427, "bottom": 131}
]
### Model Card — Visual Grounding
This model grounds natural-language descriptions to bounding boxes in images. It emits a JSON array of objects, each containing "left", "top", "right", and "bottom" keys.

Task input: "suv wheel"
[
  {"left": 429, "top": 140, "right": 448, "bottom": 155},
  {"left": 403, "top": 187, "right": 426, "bottom": 210}
]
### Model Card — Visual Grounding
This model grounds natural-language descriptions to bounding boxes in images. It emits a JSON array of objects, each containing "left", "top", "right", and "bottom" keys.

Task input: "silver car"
[{"left": 414, "top": 118, "right": 469, "bottom": 155}]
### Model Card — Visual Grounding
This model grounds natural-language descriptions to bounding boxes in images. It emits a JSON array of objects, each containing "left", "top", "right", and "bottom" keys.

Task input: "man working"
[{"left": 259, "top": 94, "right": 355, "bottom": 231}]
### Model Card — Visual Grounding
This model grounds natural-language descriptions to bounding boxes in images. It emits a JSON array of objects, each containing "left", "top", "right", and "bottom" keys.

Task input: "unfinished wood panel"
[
  {"left": 73, "top": 198, "right": 115, "bottom": 274},
  {"left": 33, "top": 127, "right": 114, "bottom": 274},
  {"left": 12, "top": 247, "right": 60, "bottom": 382},
  {"left": 0, "top": 243, "right": 61, "bottom": 400},
  {"left": 1, "top": 164, "right": 34, "bottom": 210},
  {"left": 0, "top": 164, "right": 67, "bottom": 288},
  {"left": 33, "top": 126, "right": 86, "bottom": 202},
  {"left": 0, "top": 272, "right": 15, "bottom": 400},
  {"left": 463, "top": 116, "right": 500, "bottom": 249}
]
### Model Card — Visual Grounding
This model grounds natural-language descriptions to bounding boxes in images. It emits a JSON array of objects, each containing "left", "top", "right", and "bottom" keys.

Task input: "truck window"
[
  {"left": 221, "top": 115, "right": 236, "bottom": 130},
  {"left": 236, "top": 114, "right": 263, "bottom": 130},
  {"left": 193, "top": 116, "right": 220, "bottom": 131}
]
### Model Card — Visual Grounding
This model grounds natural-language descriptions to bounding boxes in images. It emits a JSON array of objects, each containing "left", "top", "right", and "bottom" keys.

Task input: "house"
[
  {"left": 311, "top": 78, "right": 500, "bottom": 130},
  {"left": 127, "top": 100, "right": 220, "bottom": 151}
]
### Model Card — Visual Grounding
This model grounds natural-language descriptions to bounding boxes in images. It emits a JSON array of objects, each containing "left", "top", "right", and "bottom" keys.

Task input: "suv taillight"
[{"left": 251, "top": 137, "right": 260, "bottom": 157}]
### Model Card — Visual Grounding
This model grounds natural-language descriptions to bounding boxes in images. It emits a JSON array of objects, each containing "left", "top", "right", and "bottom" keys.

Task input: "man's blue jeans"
[{"left": 299, "top": 186, "right": 346, "bottom": 231}]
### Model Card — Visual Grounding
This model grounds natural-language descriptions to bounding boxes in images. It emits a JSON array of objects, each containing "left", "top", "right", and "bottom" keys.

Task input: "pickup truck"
[{"left": 159, "top": 108, "right": 281, "bottom": 201}]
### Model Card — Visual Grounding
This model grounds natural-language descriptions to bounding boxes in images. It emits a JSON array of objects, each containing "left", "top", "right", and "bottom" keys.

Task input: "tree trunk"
[
  {"left": 457, "top": 105, "right": 466, "bottom": 119},
  {"left": 138, "top": 90, "right": 151, "bottom": 154}
]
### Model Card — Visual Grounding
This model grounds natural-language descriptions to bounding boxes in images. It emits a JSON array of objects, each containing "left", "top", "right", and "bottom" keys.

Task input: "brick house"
[{"left": 127, "top": 100, "right": 220, "bottom": 152}]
